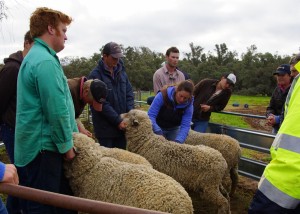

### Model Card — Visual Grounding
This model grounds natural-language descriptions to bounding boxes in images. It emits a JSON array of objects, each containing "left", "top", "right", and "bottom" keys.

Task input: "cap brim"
[
  {"left": 111, "top": 53, "right": 124, "bottom": 58},
  {"left": 92, "top": 100, "right": 102, "bottom": 111},
  {"left": 273, "top": 71, "right": 288, "bottom": 75},
  {"left": 226, "top": 78, "right": 234, "bottom": 85}
]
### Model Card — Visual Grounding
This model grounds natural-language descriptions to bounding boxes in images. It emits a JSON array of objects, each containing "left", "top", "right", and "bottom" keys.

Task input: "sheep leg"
[
  {"left": 202, "top": 186, "right": 230, "bottom": 214},
  {"left": 229, "top": 166, "right": 239, "bottom": 197}
]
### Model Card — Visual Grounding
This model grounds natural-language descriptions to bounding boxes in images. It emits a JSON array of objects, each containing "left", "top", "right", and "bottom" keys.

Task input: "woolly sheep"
[
  {"left": 185, "top": 130, "right": 241, "bottom": 196},
  {"left": 100, "top": 145, "right": 152, "bottom": 167},
  {"left": 121, "top": 109, "right": 230, "bottom": 214},
  {"left": 64, "top": 133, "right": 193, "bottom": 214}
]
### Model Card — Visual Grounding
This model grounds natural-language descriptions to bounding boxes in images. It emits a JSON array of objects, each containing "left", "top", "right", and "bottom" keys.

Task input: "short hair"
[
  {"left": 30, "top": 7, "right": 73, "bottom": 38},
  {"left": 166, "top": 47, "right": 179, "bottom": 56},
  {"left": 289, "top": 53, "right": 300, "bottom": 65},
  {"left": 24, "top": 30, "right": 34, "bottom": 44},
  {"left": 176, "top": 80, "right": 194, "bottom": 95}
]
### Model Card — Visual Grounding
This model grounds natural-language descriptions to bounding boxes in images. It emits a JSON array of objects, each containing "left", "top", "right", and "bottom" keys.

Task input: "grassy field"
[{"left": 210, "top": 95, "right": 270, "bottom": 128}]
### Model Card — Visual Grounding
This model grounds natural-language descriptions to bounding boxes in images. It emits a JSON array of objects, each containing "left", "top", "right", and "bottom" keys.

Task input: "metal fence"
[{"left": 207, "top": 117, "right": 274, "bottom": 181}]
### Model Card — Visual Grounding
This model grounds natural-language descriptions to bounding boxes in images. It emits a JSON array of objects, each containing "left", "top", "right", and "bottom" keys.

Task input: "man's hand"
[
  {"left": 118, "top": 121, "right": 127, "bottom": 131},
  {"left": 200, "top": 104, "right": 210, "bottom": 112},
  {"left": 64, "top": 147, "right": 76, "bottom": 161},
  {"left": 80, "top": 128, "right": 93, "bottom": 137},
  {"left": 266, "top": 114, "right": 276, "bottom": 126},
  {"left": 2, "top": 164, "right": 19, "bottom": 185}
]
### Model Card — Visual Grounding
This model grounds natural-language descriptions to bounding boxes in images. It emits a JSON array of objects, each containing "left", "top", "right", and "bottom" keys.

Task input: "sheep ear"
[{"left": 132, "top": 119, "right": 139, "bottom": 126}]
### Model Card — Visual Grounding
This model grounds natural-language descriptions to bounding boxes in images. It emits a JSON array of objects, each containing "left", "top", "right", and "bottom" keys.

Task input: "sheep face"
[{"left": 121, "top": 109, "right": 153, "bottom": 135}]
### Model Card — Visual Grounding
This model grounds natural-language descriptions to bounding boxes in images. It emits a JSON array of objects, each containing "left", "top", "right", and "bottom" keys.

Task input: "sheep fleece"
[
  {"left": 64, "top": 133, "right": 193, "bottom": 214},
  {"left": 122, "top": 109, "right": 230, "bottom": 213},
  {"left": 186, "top": 130, "right": 241, "bottom": 196}
]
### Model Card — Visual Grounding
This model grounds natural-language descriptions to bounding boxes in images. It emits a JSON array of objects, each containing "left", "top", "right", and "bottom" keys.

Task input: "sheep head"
[{"left": 121, "top": 109, "right": 152, "bottom": 133}]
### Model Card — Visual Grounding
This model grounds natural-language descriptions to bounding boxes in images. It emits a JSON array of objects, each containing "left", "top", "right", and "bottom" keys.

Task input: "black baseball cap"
[
  {"left": 90, "top": 79, "right": 108, "bottom": 111},
  {"left": 102, "top": 42, "right": 124, "bottom": 58}
]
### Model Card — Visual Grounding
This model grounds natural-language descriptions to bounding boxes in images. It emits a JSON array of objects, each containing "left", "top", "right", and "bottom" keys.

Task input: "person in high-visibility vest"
[{"left": 248, "top": 60, "right": 300, "bottom": 213}]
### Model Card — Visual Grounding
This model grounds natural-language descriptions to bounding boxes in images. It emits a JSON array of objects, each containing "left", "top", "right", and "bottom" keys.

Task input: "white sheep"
[
  {"left": 185, "top": 130, "right": 241, "bottom": 196},
  {"left": 64, "top": 133, "right": 193, "bottom": 214},
  {"left": 100, "top": 145, "right": 152, "bottom": 167},
  {"left": 121, "top": 109, "right": 230, "bottom": 214}
]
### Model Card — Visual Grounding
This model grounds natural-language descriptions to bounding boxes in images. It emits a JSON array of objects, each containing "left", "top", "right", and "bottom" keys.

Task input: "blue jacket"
[
  {"left": 148, "top": 86, "right": 194, "bottom": 144},
  {"left": 0, "top": 162, "right": 5, "bottom": 182},
  {"left": 88, "top": 59, "right": 134, "bottom": 138}
]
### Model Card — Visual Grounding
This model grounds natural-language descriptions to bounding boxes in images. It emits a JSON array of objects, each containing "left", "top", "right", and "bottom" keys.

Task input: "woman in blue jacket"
[{"left": 148, "top": 80, "right": 194, "bottom": 144}]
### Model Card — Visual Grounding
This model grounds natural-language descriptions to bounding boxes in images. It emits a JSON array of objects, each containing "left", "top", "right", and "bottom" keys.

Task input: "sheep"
[
  {"left": 185, "top": 130, "right": 241, "bottom": 196},
  {"left": 64, "top": 133, "right": 194, "bottom": 214},
  {"left": 100, "top": 144, "right": 152, "bottom": 167},
  {"left": 121, "top": 109, "right": 230, "bottom": 214}
]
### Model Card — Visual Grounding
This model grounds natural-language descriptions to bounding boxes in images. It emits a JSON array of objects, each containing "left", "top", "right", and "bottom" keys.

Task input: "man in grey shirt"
[{"left": 153, "top": 47, "right": 185, "bottom": 93}]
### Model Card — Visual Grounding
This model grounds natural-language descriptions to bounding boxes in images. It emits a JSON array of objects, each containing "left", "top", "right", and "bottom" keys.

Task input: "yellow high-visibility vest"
[{"left": 258, "top": 75, "right": 300, "bottom": 209}]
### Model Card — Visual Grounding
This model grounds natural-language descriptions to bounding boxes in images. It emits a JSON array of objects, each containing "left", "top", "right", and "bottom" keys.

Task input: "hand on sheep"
[
  {"left": 80, "top": 128, "right": 93, "bottom": 138},
  {"left": 118, "top": 121, "right": 127, "bottom": 131},
  {"left": 64, "top": 147, "right": 77, "bottom": 161}
]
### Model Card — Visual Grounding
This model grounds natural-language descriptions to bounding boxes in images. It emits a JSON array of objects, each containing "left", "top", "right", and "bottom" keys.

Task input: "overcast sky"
[{"left": 1, "top": 0, "right": 300, "bottom": 63}]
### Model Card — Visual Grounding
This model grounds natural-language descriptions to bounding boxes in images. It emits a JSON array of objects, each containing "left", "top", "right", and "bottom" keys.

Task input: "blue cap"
[{"left": 273, "top": 64, "right": 291, "bottom": 75}]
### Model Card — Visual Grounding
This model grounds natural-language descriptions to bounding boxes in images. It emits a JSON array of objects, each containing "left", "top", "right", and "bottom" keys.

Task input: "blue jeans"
[
  {"left": 192, "top": 120, "right": 209, "bottom": 133},
  {"left": 162, "top": 126, "right": 180, "bottom": 141},
  {"left": 97, "top": 135, "right": 127, "bottom": 149},
  {"left": 0, "top": 123, "right": 27, "bottom": 214},
  {"left": 0, "top": 199, "right": 8, "bottom": 214},
  {"left": 248, "top": 189, "right": 300, "bottom": 214},
  {"left": 22, "top": 150, "right": 76, "bottom": 214}
]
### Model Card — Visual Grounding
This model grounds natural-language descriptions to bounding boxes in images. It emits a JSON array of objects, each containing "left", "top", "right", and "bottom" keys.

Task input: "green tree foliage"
[{"left": 61, "top": 43, "right": 293, "bottom": 96}]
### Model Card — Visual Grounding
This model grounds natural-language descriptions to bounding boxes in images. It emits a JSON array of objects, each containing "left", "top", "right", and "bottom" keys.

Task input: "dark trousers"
[
  {"left": 22, "top": 150, "right": 77, "bottom": 214},
  {"left": 249, "top": 189, "right": 300, "bottom": 214},
  {"left": 1, "top": 123, "right": 27, "bottom": 214},
  {"left": 97, "top": 134, "right": 127, "bottom": 149}
]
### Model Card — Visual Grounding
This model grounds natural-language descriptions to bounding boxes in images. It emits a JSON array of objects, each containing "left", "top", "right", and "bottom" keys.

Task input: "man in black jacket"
[{"left": 0, "top": 30, "right": 33, "bottom": 214}]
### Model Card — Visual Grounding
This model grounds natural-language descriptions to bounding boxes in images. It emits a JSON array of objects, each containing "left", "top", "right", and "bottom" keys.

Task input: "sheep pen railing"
[
  {"left": 0, "top": 183, "right": 166, "bottom": 214},
  {"left": 206, "top": 111, "right": 274, "bottom": 181}
]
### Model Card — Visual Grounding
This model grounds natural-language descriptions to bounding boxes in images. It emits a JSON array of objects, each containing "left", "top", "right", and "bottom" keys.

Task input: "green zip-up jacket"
[{"left": 15, "top": 38, "right": 78, "bottom": 167}]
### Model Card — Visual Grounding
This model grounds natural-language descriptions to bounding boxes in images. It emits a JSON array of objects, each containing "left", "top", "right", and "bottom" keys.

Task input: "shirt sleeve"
[
  {"left": 175, "top": 99, "right": 194, "bottom": 143},
  {"left": 0, "top": 162, "right": 5, "bottom": 182},
  {"left": 148, "top": 93, "right": 164, "bottom": 133},
  {"left": 36, "top": 61, "right": 74, "bottom": 153}
]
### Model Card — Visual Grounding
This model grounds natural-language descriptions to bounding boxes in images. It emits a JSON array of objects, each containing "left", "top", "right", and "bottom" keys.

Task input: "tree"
[
  {"left": 0, "top": 0, "right": 7, "bottom": 21},
  {"left": 184, "top": 42, "right": 205, "bottom": 66}
]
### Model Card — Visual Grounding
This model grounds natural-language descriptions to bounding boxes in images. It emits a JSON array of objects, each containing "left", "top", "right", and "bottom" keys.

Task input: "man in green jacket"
[{"left": 15, "top": 7, "right": 77, "bottom": 214}]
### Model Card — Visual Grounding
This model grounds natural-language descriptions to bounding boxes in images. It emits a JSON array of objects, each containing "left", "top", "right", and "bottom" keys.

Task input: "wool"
[
  {"left": 64, "top": 133, "right": 193, "bottom": 214},
  {"left": 185, "top": 130, "right": 241, "bottom": 196},
  {"left": 122, "top": 109, "right": 230, "bottom": 214}
]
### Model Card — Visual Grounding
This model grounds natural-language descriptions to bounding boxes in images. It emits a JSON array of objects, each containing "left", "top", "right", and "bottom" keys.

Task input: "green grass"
[
  {"left": 210, "top": 94, "right": 270, "bottom": 128},
  {"left": 210, "top": 112, "right": 250, "bottom": 128},
  {"left": 228, "top": 95, "right": 270, "bottom": 107}
]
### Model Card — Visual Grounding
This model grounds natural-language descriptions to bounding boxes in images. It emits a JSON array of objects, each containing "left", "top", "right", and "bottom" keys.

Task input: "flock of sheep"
[{"left": 64, "top": 109, "right": 241, "bottom": 214}]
